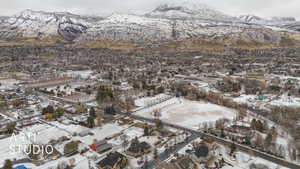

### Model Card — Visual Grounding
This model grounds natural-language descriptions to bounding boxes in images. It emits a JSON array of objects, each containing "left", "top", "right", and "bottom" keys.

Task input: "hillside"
[{"left": 0, "top": 2, "right": 299, "bottom": 49}]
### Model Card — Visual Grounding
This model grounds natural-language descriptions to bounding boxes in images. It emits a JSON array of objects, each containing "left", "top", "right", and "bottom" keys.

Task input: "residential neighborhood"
[{"left": 1, "top": 0, "right": 300, "bottom": 169}]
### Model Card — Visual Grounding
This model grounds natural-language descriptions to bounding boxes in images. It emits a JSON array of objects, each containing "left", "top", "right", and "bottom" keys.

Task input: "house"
[
  {"left": 126, "top": 137, "right": 151, "bottom": 157},
  {"left": 227, "top": 125, "right": 251, "bottom": 135},
  {"left": 79, "top": 130, "right": 92, "bottom": 137},
  {"left": 96, "top": 143, "right": 113, "bottom": 154},
  {"left": 194, "top": 144, "right": 209, "bottom": 159},
  {"left": 159, "top": 156, "right": 197, "bottom": 169},
  {"left": 90, "top": 140, "right": 107, "bottom": 150},
  {"left": 187, "top": 142, "right": 211, "bottom": 163},
  {"left": 157, "top": 127, "right": 174, "bottom": 137},
  {"left": 215, "top": 77, "right": 241, "bottom": 93},
  {"left": 187, "top": 141, "right": 224, "bottom": 168},
  {"left": 97, "top": 152, "right": 128, "bottom": 169},
  {"left": 90, "top": 140, "right": 113, "bottom": 154},
  {"left": 45, "top": 146, "right": 62, "bottom": 160},
  {"left": 64, "top": 141, "right": 80, "bottom": 156}
]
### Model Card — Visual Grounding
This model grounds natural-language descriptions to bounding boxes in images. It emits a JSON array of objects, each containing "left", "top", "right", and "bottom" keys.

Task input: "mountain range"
[{"left": 0, "top": 1, "right": 300, "bottom": 47}]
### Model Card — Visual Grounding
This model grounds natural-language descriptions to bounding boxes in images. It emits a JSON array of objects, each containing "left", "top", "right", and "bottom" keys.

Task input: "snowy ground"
[
  {"left": 134, "top": 93, "right": 171, "bottom": 108},
  {"left": 0, "top": 134, "right": 29, "bottom": 166},
  {"left": 34, "top": 154, "right": 90, "bottom": 169},
  {"left": 233, "top": 94, "right": 300, "bottom": 108},
  {"left": 177, "top": 138, "right": 289, "bottom": 169},
  {"left": 60, "top": 70, "right": 96, "bottom": 79},
  {"left": 0, "top": 79, "right": 19, "bottom": 91},
  {"left": 8, "top": 121, "right": 146, "bottom": 169},
  {"left": 21, "top": 122, "right": 73, "bottom": 145},
  {"left": 135, "top": 97, "right": 237, "bottom": 130},
  {"left": 225, "top": 151, "right": 289, "bottom": 169}
]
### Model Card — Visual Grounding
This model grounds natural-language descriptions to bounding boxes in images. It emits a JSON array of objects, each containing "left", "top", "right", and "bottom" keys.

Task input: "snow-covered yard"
[
  {"left": 73, "top": 123, "right": 125, "bottom": 145},
  {"left": 21, "top": 123, "right": 73, "bottom": 145},
  {"left": 0, "top": 135, "right": 28, "bottom": 166}
]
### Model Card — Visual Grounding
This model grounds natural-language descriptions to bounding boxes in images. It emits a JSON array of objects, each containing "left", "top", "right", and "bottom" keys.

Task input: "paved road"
[
  {"left": 131, "top": 114, "right": 300, "bottom": 169},
  {"left": 128, "top": 95, "right": 300, "bottom": 169},
  {"left": 4, "top": 92, "right": 300, "bottom": 169}
]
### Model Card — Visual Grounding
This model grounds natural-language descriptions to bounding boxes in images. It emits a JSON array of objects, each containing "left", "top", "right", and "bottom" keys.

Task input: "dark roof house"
[
  {"left": 126, "top": 138, "right": 151, "bottom": 157},
  {"left": 97, "top": 152, "right": 128, "bottom": 169},
  {"left": 194, "top": 145, "right": 209, "bottom": 158},
  {"left": 159, "top": 156, "right": 197, "bottom": 169}
]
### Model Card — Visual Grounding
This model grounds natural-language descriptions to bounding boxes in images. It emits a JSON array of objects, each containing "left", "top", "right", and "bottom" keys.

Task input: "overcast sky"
[{"left": 1, "top": 0, "right": 300, "bottom": 19}]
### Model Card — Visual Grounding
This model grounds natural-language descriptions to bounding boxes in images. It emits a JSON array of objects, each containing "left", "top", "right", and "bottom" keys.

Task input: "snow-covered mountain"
[
  {"left": 239, "top": 15, "right": 297, "bottom": 24},
  {"left": 78, "top": 14, "right": 173, "bottom": 41},
  {"left": 239, "top": 15, "right": 266, "bottom": 24},
  {"left": 239, "top": 15, "right": 300, "bottom": 32},
  {"left": 146, "top": 1, "right": 236, "bottom": 21},
  {"left": 272, "top": 16, "right": 296, "bottom": 22},
  {"left": 0, "top": 9, "right": 102, "bottom": 40},
  {"left": 0, "top": 2, "right": 299, "bottom": 45}
]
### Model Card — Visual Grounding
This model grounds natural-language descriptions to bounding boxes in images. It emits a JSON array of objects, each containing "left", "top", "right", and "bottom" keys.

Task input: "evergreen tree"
[
  {"left": 133, "top": 83, "right": 140, "bottom": 89},
  {"left": 250, "top": 119, "right": 257, "bottom": 130},
  {"left": 89, "top": 107, "right": 96, "bottom": 119},
  {"left": 2, "top": 159, "right": 13, "bottom": 169},
  {"left": 87, "top": 116, "right": 95, "bottom": 128},
  {"left": 155, "top": 119, "right": 163, "bottom": 129},
  {"left": 256, "top": 120, "right": 264, "bottom": 132},
  {"left": 156, "top": 86, "right": 165, "bottom": 94},
  {"left": 54, "top": 107, "right": 64, "bottom": 119},
  {"left": 6, "top": 122, "right": 16, "bottom": 134},
  {"left": 230, "top": 143, "right": 237, "bottom": 155},
  {"left": 105, "top": 105, "right": 116, "bottom": 115},
  {"left": 154, "top": 148, "right": 158, "bottom": 159},
  {"left": 220, "top": 128, "right": 225, "bottom": 138},
  {"left": 96, "top": 87, "right": 114, "bottom": 103},
  {"left": 42, "top": 105, "right": 55, "bottom": 115},
  {"left": 144, "top": 126, "right": 150, "bottom": 136}
]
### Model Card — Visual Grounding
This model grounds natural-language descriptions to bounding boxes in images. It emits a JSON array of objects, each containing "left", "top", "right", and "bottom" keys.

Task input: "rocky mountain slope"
[
  {"left": 239, "top": 15, "right": 300, "bottom": 32},
  {"left": 0, "top": 9, "right": 102, "bottom": 41},
  {"left": 145, "top": 1, "right": 236, "bottom": 21},
  {"left": 0, "top": 2, "right": 299, "bottom": 46}
]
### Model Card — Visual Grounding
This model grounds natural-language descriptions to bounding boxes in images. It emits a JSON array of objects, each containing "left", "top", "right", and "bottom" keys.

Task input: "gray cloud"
[{"left": 1, "top": 0, "right": 299, "bottom": 19}]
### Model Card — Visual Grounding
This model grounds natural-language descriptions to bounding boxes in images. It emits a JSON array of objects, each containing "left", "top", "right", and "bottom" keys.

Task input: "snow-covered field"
[
  {"left": 61, "top": 70, "right": 95, "bottom": 79},
  {"left": 135, "top": 97, "right": 237, "bottom": 130}
]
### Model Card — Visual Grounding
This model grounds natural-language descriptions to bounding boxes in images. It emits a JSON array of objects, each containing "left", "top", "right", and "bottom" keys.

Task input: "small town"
[
  {"left": 1, "top": 0, "right": 300, "bottom": 169},
  {"left": 1, "top": 48, "right": 300, "bottom": 169}
]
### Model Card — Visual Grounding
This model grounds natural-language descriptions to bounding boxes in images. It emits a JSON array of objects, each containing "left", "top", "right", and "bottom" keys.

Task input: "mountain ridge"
[{"left": 0, "top": 2, "right": 299, "bottom": 48}]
